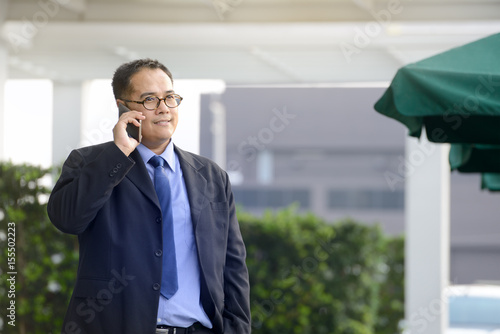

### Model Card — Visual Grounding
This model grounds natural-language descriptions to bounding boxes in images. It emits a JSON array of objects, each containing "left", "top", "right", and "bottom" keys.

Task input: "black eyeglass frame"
[{"left": 120, "top": 94, "right": 183, "bottom": 110}]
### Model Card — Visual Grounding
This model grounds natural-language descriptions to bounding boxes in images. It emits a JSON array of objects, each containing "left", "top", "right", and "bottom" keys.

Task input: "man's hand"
[{"left": 113, "top": 110, "right": 146, "bottom": 156}]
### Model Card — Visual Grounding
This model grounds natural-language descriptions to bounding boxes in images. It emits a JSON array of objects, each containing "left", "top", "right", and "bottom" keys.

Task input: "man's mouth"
[{"left": 154, "top": 119, "right": 170, "bottom": 125}]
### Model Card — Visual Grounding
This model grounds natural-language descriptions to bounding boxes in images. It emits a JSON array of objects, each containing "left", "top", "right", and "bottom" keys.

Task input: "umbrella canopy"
[
  {"left": 374, "top": 33, "right": 500, "bottom": 189},
  {"left": 449, "top": 144, "right": 500, "bottom": 173},
  {"left": 481, "top": 173, "right": 500, "bottom": 190}
]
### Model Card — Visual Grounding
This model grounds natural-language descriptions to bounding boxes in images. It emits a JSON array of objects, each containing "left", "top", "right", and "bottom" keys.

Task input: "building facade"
[{"left": 201, "top": 85, "right": 500, "bottom": 285}]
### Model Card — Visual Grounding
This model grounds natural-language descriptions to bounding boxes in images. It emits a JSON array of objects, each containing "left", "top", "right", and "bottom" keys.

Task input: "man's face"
[{"left": 125, "top": 68, "right": 179, "bottom": 150}]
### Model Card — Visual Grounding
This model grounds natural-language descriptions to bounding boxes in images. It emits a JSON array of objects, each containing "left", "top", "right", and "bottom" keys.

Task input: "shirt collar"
[{"left": 136, "top": 141, "right": 176, "bottom": 172}]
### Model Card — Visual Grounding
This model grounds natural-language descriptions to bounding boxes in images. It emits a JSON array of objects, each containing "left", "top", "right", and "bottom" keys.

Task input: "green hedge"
[
  {"left": 239, "top": 208, "right": 404, "bottom": 334},
  {"left": 0, "top": 162, "right": 404, "bottom": 333},
  {"left": 0, "top": 162, "right": 77, "bottom": 334}
]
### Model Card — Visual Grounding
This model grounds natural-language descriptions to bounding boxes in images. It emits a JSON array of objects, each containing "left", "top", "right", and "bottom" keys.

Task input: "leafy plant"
[
  {"left": 0, "top": 162, "right": 404, "bottom": 333},
  {"left": 239, "top": 207, "right": 404, "bottom": 334},
  {"left": 0, "top": 162, "right": 78, "bottom": 334}
]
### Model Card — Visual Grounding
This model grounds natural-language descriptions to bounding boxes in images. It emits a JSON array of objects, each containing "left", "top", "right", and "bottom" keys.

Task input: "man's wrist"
[{"left": 114, "top": 142, "right": 135, "bottom": 157}]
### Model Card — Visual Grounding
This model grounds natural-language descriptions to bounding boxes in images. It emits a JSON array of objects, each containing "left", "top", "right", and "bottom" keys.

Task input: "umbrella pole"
[{"left": 404, "top": 134, "right": 450, "bottom": 334}]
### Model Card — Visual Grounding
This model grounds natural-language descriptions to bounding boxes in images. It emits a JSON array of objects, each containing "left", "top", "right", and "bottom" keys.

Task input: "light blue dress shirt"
[{"left": 136, "top": 142, "right": 212, "bottom": 328}]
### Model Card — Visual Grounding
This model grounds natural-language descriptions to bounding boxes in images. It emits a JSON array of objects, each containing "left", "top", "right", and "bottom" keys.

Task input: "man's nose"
[{"left": 155, "top": 100, "right": 170, "bottom": 114}]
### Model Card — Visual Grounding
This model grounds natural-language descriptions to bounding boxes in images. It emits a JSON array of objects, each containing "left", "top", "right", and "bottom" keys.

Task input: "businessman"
[{"left": 48, "top": 59, "right": 251, "bottom": 334}]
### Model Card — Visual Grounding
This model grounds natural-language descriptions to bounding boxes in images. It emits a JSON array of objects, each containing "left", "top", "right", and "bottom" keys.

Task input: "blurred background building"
[{"left": 1, "top": 0, "right": 500, "bottom": 285}]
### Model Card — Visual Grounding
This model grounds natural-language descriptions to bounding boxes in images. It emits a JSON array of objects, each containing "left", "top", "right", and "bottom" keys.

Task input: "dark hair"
[{"left": 111, "top": 58, "right": 173, "bottom": 99}]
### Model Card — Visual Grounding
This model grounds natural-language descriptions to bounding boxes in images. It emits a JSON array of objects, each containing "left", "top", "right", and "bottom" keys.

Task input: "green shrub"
[
  {"left": 0, "top": 162, "right": 77, "bottom": 334},
  {"left": 239, "top": 207, "right": 404, "bottom": 334},
  {"left": 0, "top": 162, "right": 404, "bottom": 333},
  {"left": 375, "top": 236, "right": 405, "bottom": 334}
]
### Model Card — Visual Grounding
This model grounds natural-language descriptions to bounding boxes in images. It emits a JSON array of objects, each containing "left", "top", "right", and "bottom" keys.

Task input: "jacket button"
[
  {"left": 155, "top": 250, "right": 162, "bottom": 257},
  {"left": 112, "top": 167, "right": 118, "bottom": 173},
  {"left": 156, "top": 217, "right": 162, "bottom": 224},
  {"left": 117, "top": 163, "right": 122, "bottom": 168},
  {"left": 153, "top": 283, "right": 160, "bottom": 291}
]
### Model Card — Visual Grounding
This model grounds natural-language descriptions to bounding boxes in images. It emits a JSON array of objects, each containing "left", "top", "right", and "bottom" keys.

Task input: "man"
[{"left": 48, "top": 59, "right": 251, "bottom": 334}]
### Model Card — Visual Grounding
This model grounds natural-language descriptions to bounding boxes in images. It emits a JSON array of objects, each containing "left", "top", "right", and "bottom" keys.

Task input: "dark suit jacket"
[{"left": 48, "top": 142, "right": 251, "bottom": 334}]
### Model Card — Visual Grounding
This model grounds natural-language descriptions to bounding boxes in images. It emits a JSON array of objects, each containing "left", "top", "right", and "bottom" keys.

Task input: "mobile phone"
[{"left": 118, "top": 103, "right": 142, "bottom": 142}]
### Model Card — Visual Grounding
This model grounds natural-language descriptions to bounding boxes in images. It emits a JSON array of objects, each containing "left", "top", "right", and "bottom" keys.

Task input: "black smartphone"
[{"left": 118, "top": 103, "right": 142, "bottom": 142}]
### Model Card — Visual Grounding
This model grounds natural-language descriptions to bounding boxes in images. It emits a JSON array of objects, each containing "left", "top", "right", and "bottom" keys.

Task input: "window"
[
  {"left": 449, "top": 296, "right": 500, "bottom": 326},
  {"left": 328, "top": 189, "right": 404, "bottom": 210},
  {"left": 233, "top": 188, "right": 310, "bottom": 208}
]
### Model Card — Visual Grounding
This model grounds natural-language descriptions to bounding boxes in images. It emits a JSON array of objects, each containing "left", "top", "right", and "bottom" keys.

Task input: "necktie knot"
[{"left": 149, "top": 155, "right": 165, "bottom": 169}]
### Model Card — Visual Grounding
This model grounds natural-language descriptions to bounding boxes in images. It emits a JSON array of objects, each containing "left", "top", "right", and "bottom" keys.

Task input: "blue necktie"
[{"left": 149, "top": 155, "right": 178, "bottom": 299}]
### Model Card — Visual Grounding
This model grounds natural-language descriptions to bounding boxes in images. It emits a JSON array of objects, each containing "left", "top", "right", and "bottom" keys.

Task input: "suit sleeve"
[
  {"left": 221, "top": 171, "right": 252, "bottom": 333},
  {"left": 47, "top": 143, "right": 135, "bottom": 235}
]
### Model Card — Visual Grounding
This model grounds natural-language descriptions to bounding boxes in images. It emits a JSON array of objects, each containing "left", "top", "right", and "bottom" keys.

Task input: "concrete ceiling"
[{"left": 1, "top": 0, "right": 500, "bottom": 84}]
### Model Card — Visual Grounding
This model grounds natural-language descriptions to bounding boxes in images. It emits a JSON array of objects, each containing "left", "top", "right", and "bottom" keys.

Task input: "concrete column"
[
  {"left": 52, "top": 82, "right": 82, "bottom": 165},
  {"left": 405, "top": 134, "right": 450, "bottom": 334},
  {"left": 0, "top": 44, "right": 7, "bottom": 161},
  {"left": 174, "top": 79, "right": 226, "bottom": 157},
  {"left": 0, "top": 0, "right": 8, "bottom": 161},
  {"left": 209, "top": 94, "right": 226, "bottom": 170}
]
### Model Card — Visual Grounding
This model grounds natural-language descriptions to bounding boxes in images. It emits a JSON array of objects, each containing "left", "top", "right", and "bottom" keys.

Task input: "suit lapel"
[
  {"left": 175, "top": 147, "right": 217, "bottom": 320},
  {"left": 175, "top": 146, "right": 207, "bottom": 231},
  {"left": 126, "top": 149, "right": 160, "bottom": 208}
]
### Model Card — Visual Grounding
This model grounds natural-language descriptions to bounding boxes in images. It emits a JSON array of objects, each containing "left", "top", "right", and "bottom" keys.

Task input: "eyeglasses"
[{"left": 120, "top": 94, "right": 183, "bottom": 110}]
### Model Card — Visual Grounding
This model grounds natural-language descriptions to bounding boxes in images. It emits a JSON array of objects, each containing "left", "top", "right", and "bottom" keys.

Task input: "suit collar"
[
  {"left": 136, "top": 142, "right": 177, "bottom": 173},
  {"left": 174, "top": 145, "right": 204, "bottom": 172},
  {"left": 126, "top": 145, "right": 209, "bottom": 229}
]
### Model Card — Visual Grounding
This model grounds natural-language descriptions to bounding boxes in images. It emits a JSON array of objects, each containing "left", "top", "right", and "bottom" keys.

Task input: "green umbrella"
[
  {"left": 374, "top": 33, "right": 500, "bottom": 189},
  {"left": 449, "top": 144, "right": 500, "bottom": 173},
  {"left": 482, "top": 173, "right": 500, "bottom": 191}
]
